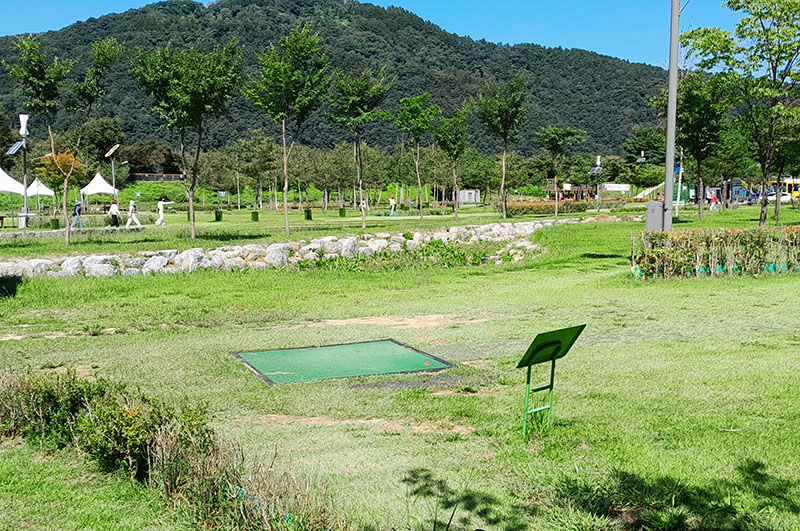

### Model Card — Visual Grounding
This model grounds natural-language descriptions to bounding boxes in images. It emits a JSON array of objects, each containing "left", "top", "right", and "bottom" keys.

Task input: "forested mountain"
[{"left": 0, "top": 0, "right": 666, "bottom": 156}]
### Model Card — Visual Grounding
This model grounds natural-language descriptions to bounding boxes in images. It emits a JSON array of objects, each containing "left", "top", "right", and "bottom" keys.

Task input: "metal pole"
[
  {"left": 111, "top": 157, "right": 116, "bottom": 197},
  {"left": 236, "top": 172, "right": 240, "bottom": 210},
  {"left": 22, "top": 138, "right": 28, "bottom": 227},
  {"left": 662, "top": 0, "right": 680, "bottom": 231},
  {"left": 676, "top": 146, "right": 683, "bottom": 217}
]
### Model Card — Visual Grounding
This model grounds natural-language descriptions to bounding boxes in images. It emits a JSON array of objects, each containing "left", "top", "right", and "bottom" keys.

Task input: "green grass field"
[{"left": 2, "top": 205, "right": 800, "bottom": 530}]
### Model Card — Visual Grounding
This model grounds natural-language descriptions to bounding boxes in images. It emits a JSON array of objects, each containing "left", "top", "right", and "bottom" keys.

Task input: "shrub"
[
  {"left": 633, "top": 226, "right": 800, "bottom": 278},
  {"left": 504, "top": 201, "right": 590, "bottom": 216}
]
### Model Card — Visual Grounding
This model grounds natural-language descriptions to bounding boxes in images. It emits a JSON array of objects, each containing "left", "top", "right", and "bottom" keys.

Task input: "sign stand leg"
[{"left": 523, "top": 359, "right": 557, "bottom": 438}]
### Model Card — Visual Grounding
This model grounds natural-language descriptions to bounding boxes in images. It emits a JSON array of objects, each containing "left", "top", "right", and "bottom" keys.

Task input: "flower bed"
[{"left": 632, "top": 226, "right": 800, "bottom": 278}]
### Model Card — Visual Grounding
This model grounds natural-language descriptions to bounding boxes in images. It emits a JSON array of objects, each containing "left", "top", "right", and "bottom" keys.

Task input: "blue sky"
[{"left": 0, "top": 0, "right": 741, "bottom": 66}]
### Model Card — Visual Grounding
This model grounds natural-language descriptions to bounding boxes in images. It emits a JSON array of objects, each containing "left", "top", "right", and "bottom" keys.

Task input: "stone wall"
[{"left": 0, "top": 217, "right": 639, "bottom": 279}]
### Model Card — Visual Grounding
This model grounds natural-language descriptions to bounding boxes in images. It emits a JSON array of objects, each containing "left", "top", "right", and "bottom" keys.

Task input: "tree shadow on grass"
[
  {"left": 0, "top": 275, "right": 22, "bottom": 298},
  {"left": 401, "top": 468, "right": 531, "bottom": 531},
  {"left": 554, "top": 459, "right": 797, "bottom": 530}
]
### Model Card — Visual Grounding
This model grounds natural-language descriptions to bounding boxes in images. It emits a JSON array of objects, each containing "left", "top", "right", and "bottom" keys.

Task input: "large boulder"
[
  {"left": 265, "top": 243, "right": 290, "bottom": 266},
  {"left": 142, "top": 255, "right": 169, "bottom": 275},
  {"left": 175, "top": 248, "right": 206, "bottom": 273},
  {"left": 339, "top": 237, "right": 357, "bottom": 258},
  {"left": 85, "top": 262, "right": 117, "bottom": 277}
]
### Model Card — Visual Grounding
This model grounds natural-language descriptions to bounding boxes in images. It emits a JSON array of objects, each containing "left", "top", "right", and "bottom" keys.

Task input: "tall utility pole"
[{"left": 662, "top": 0, "right": 682, "bottom": 231}]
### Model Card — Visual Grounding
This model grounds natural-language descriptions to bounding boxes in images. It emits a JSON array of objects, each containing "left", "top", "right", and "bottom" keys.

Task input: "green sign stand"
[{"left": 517, "top": 324, "right": 586, "bottom": 437}]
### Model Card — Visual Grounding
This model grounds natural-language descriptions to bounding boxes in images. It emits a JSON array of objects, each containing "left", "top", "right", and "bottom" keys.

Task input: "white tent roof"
[
  {"left": 80, "top": 172, "right": 117, "bottom": 196},
  {"left": 0, "top": 167, "right": 25, "bottom": 195},
  {"left": 27, "top": 178, "right": 55, "bottom": 197}
]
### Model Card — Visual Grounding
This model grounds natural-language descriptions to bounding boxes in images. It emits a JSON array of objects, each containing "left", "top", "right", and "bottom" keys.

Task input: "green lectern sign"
[{"left": 517, "top": 324, "right": 585, "bottom": 437}]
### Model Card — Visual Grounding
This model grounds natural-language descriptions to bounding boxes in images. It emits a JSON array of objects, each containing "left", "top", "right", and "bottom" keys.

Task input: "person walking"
[
  {"left": 389, "top": 195, "right": 396, "bottom": 215},
  {"left": 107, "top": 199, "right": 120, "bottom": 228},
  {"left": 709, "top": 193, "right": 718, "bottom": 211},
  {"left": 70, "top": 201, "right": 83, "bottom": 229},
  {"left": 154, "top": 197, "right": 175, "bottom": 226},
  {"left": 125, "top": 200, "right": 142, "bottom": 228}
]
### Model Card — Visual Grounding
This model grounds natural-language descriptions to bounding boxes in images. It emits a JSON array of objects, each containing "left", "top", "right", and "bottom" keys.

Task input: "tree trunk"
[
  {"left": 62, "top": 177, "right": 70, "bottom": 246},
  {"left": 281, "top": 118, "right": 290, "bottom": 235},
  {"left": 452, "top": 161, "right": 459, "bottom": 221},
  {"left": 500, "top": 146, "right": 508, "bottom": 219},
  {"left": 774, "top": 173, "right": 783, "bottom": 222},
  {"left": 188, "top": 125, "right": 203, "bottom": 240},
  {"left": 354, "top": 134, "right": 366, "bottom": 229},
  {"left": 696, "top": 159, "right": 704, "bottom": 221},
  {"left": 415, "top": 142, "right": 423, "bottom": 222},
  {"left": 323, "top": 188, "right": 328, "bottom": 213}
]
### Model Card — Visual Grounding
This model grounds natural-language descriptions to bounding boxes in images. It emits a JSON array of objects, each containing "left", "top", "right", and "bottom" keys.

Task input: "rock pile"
[{"left": 0, "top": 216, "right": 641, "bottom": 279}]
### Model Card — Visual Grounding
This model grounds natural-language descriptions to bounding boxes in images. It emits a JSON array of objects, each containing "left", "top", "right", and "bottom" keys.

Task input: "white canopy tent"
[
  {"left": 27, "top": 178, "right": 54, "bottom": 197},
  {"left": 26, "top": 178, "right": 56, "bottom": 211},
  {"left": 80, "top": 171, "right": 117, "bottom": 198},
  {"left": 0, "top": 166, "right": 25, "bottom": 195}
]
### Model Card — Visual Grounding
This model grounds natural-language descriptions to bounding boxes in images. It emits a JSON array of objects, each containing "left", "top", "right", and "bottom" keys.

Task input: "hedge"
[
  {"left": 504, "top": 201, "right": 591, "bottom": 216},
  {"left": 632, "top": 226, "right": 800, "bottom": 279}
]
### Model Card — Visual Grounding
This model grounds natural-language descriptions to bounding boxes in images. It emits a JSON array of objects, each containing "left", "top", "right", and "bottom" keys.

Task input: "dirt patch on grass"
[
  {"left": 282, "top": 313, "right": 490, "bottom": 330},
  {"left": 584, "top": 214, "right": 623, "bottom": 223},
  {"left": 430, "top": 389, "right": 499, "bottom": 396},
  {"left": 40, "top": 364, "right": 97, "bottom": 379},
  {"left": 461, "top": 359, "right": 495, "bottom": 370},
  {"left": 0, "top": 334, "right": 25, "bottom": 341},
  {"left": 244, "top": 414, "right": 474, "bottom": 435},
  {"left": 414, "top": 334, "right": 453, "bottom": 345}
]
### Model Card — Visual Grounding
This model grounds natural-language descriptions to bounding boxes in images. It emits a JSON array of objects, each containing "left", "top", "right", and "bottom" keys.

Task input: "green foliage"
[
  {"left": 395, "top": 92, "right": 441, "bottom": 145},
  {"left": 4, "top": 35, "right": 73, "bottom": 118},
  {"left": 131, "top": 37, "right": 242, "bottom": 135},
  {"left": 244, "top": 25, "right": 329, "bottom": 132},
  {"left": 623, "top": 125, "right": 666, "bottom": 164},
  {"left": 68, "top": 38, "right": 123, "bottom": 116},
  {"left": 634, "top": 226, "right": 800, "bottom": 278},
  {"left": 327, "top": 67, "right": 394, "bottom": 134},
  {"left": 474, "top": 71, "right": 530, "bottom": 149},
  {"left": 434, "top": 103, "right": 470, "bottom": 166}
]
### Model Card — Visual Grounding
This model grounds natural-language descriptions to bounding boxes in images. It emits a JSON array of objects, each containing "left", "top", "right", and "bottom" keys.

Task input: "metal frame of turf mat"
[{"left": 231, "top": 338, "right": 453, "bottom": 385}]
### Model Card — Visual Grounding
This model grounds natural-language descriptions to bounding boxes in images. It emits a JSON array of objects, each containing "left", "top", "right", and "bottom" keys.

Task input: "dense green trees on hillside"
[{"left": 0, "top": 0, "right": 664, "bottom": 154}]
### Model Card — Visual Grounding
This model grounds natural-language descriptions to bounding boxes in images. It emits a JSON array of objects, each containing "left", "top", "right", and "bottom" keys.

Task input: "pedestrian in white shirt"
[
  {"left": 155, "top": 197, "right": 175, "bottom": 226},
  {"left": 107, "top": 199, "right": 120, "bottom": 228},
  {"left": 125, "top": 200, "right": 141, "bottom": 228}
]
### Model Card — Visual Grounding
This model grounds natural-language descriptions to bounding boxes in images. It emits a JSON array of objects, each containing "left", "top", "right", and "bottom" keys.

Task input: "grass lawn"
[
  {"left": 1, "top": 205, "right": 800, "bottom": 529},
  {"left": 0, "top": 443, "right": 189, "bottom": 530}
]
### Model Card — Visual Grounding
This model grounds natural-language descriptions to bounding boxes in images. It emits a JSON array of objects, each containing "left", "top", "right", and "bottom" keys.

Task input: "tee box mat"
[{"left": 232, "top": 339, "right": 453, "bottom": 384}]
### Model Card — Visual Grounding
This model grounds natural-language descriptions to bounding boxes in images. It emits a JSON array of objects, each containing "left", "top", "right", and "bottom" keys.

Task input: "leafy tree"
[
  {"left": 535, "top": 125, "right": 585, "bottom": 216},
  {"left": 623, "top": 125, "right": 666, "bottom": 165},
  {"left": 6, "top": 35, "right": 120, "bottom": 245},
  {"left": 327, "top": 67, "right": 394, "bottom": 228},
  {"left": 226, "top": 133, "right": 279, "bottom": 210},
  {"left": 653, "top": 71, "right": 727, "bottom": 219},
  {"left": 474, "top": 71, "right": 530, "bottom": 218},
  {"left": 63, "top": 117, "right": 126, "bottom": 171},
  {"left": 120, "top": 140, "right": 181, "bottom": 174},
  {"left": 395, "top": 92, "right": 441, "bottom": 220},
  {"left": 131, "top": 37, "right": 241, "bottom": 239},
  {"left": 244, "top": 25, "right": 329, "bottom": 235},
  {"left": 434, "top": 103, "right": 470, "bottom": 220},
  {"left": 0, "top": 107, "right": 17, "bottom": 172},
  {"left": 33, "top": 152, "right": 87, "bottom": 197},
  {"left": 683, "top": 0, "right": 800, "bottom": 226}
]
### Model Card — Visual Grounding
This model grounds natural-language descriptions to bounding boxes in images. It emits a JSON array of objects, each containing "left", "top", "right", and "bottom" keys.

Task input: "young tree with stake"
[
  {"left": 474, "top": 72, "right": 530, "bottom": 219},
  {"left": 131, "top": 38, "right": 241, "bottom": 240},
  {"left": 328, "top": 67, "right": 394, "bottom": 229},
  {"left": 244, "top": 26, "right": 329, "bottom": 235},
  {"left": 433, "top": 103, "right": 470, "bottom": 221},
  {"left": 395, "top": 93, "right": 441, "bottom": 222}
]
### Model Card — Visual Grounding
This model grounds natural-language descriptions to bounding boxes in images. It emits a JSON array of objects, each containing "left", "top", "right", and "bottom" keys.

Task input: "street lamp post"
[
  {"left": 105, "top": 144, "right": 121, "bottom": 198},
  {"left": 662, "top": 0, "right": 685, "bottom": 231},
  {"left": 19, "top": 114, "right": 29, "bottom": 228}
]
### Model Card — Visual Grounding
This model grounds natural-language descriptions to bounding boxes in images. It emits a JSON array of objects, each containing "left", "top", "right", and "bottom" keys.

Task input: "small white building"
[{"left": 458, "top": 189, "right": 481, "bottom": 204}]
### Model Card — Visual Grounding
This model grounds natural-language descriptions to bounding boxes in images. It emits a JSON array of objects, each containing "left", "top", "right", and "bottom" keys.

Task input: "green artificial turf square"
[{"left": 233, "top": 339, "right": 452, "bottom": 384}]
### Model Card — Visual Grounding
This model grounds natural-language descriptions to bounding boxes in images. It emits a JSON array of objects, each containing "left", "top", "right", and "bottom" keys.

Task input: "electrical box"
[{"left": 645, "top": 201, "right": 663, "bottom": 231}]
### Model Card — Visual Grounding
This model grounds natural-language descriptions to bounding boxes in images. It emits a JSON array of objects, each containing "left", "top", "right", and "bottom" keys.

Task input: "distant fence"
[{"left": 130, "top": 173, "right": 185, "bottom": 182}]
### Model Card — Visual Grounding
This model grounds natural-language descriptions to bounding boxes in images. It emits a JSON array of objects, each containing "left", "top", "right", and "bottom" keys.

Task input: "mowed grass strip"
[{"left": 1, "top": 206, "right": 800, "bottom": 529}]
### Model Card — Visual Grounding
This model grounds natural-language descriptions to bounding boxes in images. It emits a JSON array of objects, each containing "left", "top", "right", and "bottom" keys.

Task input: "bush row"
[
  {"left": 504, "top": 201, "right": 591, "bottom": 216},
  {"left": 0, "top": 371, "right": 346, "bottom": 530},
  {"left": 632, "top": 226, "right": 800, "bottom": 279}
]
